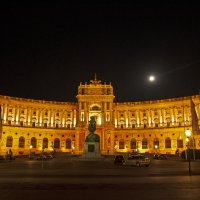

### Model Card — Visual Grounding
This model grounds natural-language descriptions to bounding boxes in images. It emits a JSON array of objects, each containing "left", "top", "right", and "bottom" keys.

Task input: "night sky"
[{"left": 1, "top": 1, "right": 200, "bottom": 103}]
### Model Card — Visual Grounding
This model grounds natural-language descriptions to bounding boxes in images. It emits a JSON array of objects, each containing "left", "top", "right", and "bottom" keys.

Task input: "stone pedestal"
[
  {"left": 82, "top": 142, "right": 101, "bottom": 158},
  {"left": 80, "top": 116, "right": 104, "bottom": 160}
]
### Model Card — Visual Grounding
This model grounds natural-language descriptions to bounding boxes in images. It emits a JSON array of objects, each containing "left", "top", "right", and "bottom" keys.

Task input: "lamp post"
[
  {"left": 155, "top": 145, "right": 158, "bottom": 154},
  {"left": 114, "top": 145, "right": 117, "bottom": 154},
  {"left": 29, "top": 145, "right": 32, "bottom": 159},
  {"left": 185, "top": 129, "right": 191, "bottom": 174},
  {"left": 72, "top": 146, "right": 75, "bottom": 155}
]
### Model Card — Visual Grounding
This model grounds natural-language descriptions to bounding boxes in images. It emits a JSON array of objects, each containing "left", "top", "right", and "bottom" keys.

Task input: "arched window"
[
  {"left": 165, "top": 137, "right": 171, "bottom": 148},
  {"left": 177, "top": 138, "right": 183, "bottom": 148},
  {"left": 119, "top": 139, "right": 124, "bottom": 149},
  {"left": 131, "top": 120, "right": 136, "bottom": 129},
  {"left": 120, "top": 120, "right": 124, "bottom": 129},
  {"left": 66, "top": 138, "right": 71, "bottom": 149},
  {"left": 154, "top": 118, "right": 159, "bottom": 127},
  {"left": 142, "top": 138, "right": 148, "bottom": 149},
  {"left": 67, "top": 120, "right": 71, "bottom": 129},
  {"left": 130, "top": 138, "right": 136, "bottom": 149},
  {"left": 43, "top": 138, "right": 48, "bottom": 149},
  {"left": 19, "top": 136, "right": 25, "bottom": 148},
  {"left": 54, "top": 138, "right": 60, "bottom": 149},
  {"left": 153, "top": 138, "right": 159, "bottom": 148},
  {"left": 6, "top": 136, "right": 13, "bottom": 147},
  {"left": 31, "top": 137, "right": 37, "bottom": 148}
]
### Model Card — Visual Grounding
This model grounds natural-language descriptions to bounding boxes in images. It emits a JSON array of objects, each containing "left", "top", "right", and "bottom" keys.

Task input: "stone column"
[
  {"left": 110, "top": 130, "right": 115, "bottom": 154},
  {"left": 83, "top": 102, "right": 86, "bottom": 123},
  {"left": 13, "top": 106, "right": 16, "bottom": 125},
  {"left": 75, "top": 130, "right": 80, "bottom": 154},
  {"left": 16, "top": 106, "right": 20, "bottom": 125},
  {"left": 72, "top": 110, "right": 74, "bottom": 127},
  {"left": 109, "top": 102, "right": 112, "bottom": 123}
]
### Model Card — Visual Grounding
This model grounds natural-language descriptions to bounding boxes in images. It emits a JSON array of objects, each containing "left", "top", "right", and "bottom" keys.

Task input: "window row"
[
  {"left": 6, "top": 136, "right": 73, "bottom": 149},
  {"left": 7, "top": 120, "right": 73, "bottom": 128},
  {"left": 117, "top": 138, "right": 195, "bottom": 149}
]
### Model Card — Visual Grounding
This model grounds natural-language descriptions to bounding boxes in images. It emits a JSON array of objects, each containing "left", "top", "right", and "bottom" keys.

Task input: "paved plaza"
[{"left": 0, "top": 155, "right": 200, "bottom": 200}]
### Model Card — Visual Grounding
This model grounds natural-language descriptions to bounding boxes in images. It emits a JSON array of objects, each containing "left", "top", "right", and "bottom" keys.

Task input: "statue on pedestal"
[{"left": 85, "top": 116, "right": 99, "bottom": 142}]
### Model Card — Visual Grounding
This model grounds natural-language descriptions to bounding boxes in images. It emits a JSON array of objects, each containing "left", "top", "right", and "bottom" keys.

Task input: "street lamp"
[
  {"left": 29, "top": 145, "right": 32, "bottom": 159},
  {"left": 114, "top": 145, "right": 117, "bottom": 153},
  {"left": 185, "top": 129, "right": 191, "bottom": 174},
  {"left": 155, "top": 145, "right": 158, "bottom": 154},
  {"left": 72, "top": 146, "right": 75, "bottom": 155}
]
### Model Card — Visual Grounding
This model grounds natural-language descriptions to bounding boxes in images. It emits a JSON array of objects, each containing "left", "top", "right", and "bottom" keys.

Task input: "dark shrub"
[{"left": 181, "top": 149, "right": 200, "bottom": 160}]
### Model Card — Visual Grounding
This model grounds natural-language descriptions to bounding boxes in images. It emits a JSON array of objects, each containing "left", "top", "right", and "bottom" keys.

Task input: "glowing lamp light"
[{"left": 185, "top": 129, "right": 191, "bottom": 137}]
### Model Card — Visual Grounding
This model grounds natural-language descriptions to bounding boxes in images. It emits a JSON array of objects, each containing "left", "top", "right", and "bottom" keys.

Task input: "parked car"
[
  {"left": 123, "top": 154, "right": 150, "bottom": 167},
  {"left": 154, "top": 154, "right": 167, "bottom": 160},
  {"left": 114, "top": 155, "right": 125, "bottom": 165},
  {"left": 36, "top": 154, "right": 53, "bottom": 161}
]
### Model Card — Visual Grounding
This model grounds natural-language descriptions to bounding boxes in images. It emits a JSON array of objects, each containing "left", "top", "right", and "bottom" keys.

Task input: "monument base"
[{"left": 81, "top": 142, "right": 103, "bottom": 159}]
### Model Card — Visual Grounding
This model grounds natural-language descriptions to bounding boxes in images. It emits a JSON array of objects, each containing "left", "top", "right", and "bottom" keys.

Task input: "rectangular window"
[
  {"left": 107, "top": 103, "right": 110, "bottom": 110},
  {"left": 81, "top": 88, "right": 84, "bottom": 95}
]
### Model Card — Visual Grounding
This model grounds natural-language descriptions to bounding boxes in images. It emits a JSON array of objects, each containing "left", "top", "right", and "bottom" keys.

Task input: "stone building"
[{"left": 0, "top": 77, "right": 200, "bottom": 156}]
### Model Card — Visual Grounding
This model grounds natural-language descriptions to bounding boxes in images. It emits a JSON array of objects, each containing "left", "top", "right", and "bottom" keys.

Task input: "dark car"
[
  {"left": 154, "top": 154, "right": 167, "bottom": 160},
  {"left": 114, "top": 155, "right": 125, "bottom": 165}
]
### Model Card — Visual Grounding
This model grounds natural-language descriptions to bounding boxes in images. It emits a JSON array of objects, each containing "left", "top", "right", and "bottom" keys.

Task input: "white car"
[{"left": 123, "top": 154, "right": 150, "bottom": 167}]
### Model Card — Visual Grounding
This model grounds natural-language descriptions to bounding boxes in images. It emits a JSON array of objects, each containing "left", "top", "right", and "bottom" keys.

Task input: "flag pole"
[
  {"left": 190, "top": 97, "right": 200, "bottom": 160},
  {"left": 183, "top": 99, "right": 187, "bottom": 160}
]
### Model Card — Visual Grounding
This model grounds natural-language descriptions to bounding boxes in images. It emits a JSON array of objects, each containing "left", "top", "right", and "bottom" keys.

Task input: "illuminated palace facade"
[{"left": 0, "top": 77, "right": 200, "bottom": 156}]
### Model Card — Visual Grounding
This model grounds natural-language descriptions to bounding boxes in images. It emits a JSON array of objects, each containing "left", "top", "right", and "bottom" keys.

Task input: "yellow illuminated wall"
[{"left": 0, "top": 78, "right": 200, "bottom": 156}]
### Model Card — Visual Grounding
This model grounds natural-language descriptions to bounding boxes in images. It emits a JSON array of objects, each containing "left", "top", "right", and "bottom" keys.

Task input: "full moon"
[{"left": 149, "top": 75, "right": 155, "bottom": 82}]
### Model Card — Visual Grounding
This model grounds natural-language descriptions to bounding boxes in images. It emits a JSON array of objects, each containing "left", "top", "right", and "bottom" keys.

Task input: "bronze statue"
[
  {"left": 88, "top": 116, "right": 96, "bottom": 134},
  {"left": 85, "top": 116, "right": 99, "bottom": 142}
]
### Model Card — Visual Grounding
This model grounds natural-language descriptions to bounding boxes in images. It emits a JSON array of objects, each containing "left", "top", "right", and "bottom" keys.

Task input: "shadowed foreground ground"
[{"left": 0, "top": 157, "right": 200, "bottom": 200}]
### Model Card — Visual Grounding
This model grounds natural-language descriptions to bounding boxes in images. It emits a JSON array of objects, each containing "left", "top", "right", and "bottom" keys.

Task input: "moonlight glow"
[{"left": 149, "top": 75, "right": 155, "bottom": 82}]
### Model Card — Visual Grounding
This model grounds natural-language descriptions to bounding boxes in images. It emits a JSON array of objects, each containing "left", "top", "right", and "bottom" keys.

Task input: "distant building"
[{"left": 0, "top": 77, "right": 200, "bottom": 156}]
